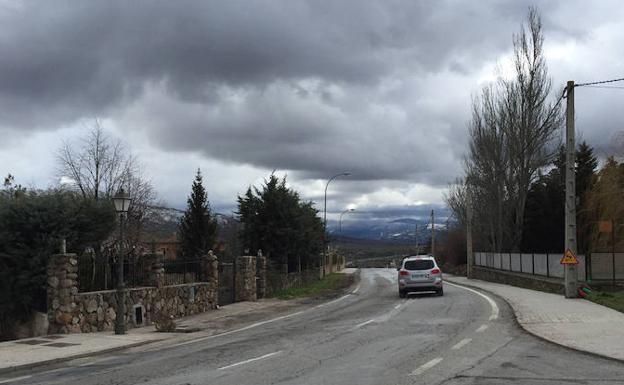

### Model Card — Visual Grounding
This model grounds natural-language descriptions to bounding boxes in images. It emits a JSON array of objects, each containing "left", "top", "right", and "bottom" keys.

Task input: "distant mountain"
[{"left": 141, "top": 206, "right": 239, "bottom": 242}]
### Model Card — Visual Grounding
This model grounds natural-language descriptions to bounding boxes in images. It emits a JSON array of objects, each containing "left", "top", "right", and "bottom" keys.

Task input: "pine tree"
[
  {"left": 178, "top": 169, "right": 218, "bottom": 260},
  {"left": 576, "top": 141, "right": 598, "bottom": 253},
  {"left": 237, "top": 174, "right": 323, "bottom": 271}
]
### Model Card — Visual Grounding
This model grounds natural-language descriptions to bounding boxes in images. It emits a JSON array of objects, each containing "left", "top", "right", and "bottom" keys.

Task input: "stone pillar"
[
  {"left": 256, "top": 250, "right": 267, "bottom": 299},
  {"left": 145, "top": 252, "right": 165, "bottom": 288},
  {"left": 235, "top": 256, "right": 257, "bottom": 301},
  {"left": 47, "top": 253, "right": 79, "bottom": 334},
  {"left": 202, "top": 251, "right": 219, "bottom": 307}
]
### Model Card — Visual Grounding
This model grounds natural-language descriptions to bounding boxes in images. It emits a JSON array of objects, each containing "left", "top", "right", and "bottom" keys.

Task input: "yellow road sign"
[{"left": 560, "top": 249, "right": 579, "bottom": 265}]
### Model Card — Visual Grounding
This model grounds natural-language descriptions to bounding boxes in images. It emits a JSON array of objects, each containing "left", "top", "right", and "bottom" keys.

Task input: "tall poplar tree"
[{"left": 178, "top": 169, "right": 218, "bottom": 260}]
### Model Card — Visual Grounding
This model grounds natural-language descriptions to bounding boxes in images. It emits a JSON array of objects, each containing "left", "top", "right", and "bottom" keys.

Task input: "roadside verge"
[{"left": 444, "top": 274, "right": 624, "bottom": 363}]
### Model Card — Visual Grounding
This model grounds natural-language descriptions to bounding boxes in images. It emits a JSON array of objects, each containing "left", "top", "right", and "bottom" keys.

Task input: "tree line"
[
  {"left": 1, "top": 125, "right": 324, "bottom": 340},
  {"left": 445, "top": 7, "right": 623, "bottom": 260}
]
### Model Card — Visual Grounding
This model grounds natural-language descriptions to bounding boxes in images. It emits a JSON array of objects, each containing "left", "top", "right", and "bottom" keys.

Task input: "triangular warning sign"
[{"left": 560, "top": 249, "right": 579, "bottom": 265}]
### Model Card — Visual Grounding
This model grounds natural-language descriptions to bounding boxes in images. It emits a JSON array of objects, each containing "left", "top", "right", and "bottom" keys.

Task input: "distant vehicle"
[{"left": 397, "top": 255, "right": 443, "bottom": 298}]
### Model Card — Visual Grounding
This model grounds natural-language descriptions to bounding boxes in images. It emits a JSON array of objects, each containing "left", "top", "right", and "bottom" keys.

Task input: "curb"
[
  {"left": 444, "top": 276, "right": 624, "bottom": 365},
  {"left": 0, "top": 339, "right": 162, "bottom": 376}
]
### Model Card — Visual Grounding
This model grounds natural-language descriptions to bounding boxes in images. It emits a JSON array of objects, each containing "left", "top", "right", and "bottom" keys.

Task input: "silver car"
[{"left": 397, "top": 256, "right": 443, "bottom": 298}]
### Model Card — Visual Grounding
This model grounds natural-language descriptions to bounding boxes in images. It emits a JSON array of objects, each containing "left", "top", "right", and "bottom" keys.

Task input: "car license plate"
[{"left": 411, "top": 273, "right": 427, "bottom": 279}]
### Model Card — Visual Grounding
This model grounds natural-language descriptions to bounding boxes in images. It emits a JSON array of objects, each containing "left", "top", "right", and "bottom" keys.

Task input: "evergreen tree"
[
  {"left": 521, "top": 142, "right": 598, "bottom": 253},
  {"left": 584, "top": 157, "right": 624, "bottom": 252},
  {"left": 576, "top": 141, "right": 598, "bottom": 253},
  {"left": 178, "top": 169, "right": 218, "bottom": 260},
  {"left": 237, "top": 174, "right": 323, "bottom": 271}
]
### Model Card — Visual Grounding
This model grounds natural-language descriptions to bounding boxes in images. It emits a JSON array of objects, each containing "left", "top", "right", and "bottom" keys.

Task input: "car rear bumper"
[{"left": 398, "top": 280, "right": 443, "bottom": 292}]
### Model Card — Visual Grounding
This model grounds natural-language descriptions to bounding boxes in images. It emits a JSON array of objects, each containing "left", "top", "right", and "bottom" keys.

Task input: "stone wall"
[
  {"left": 47, "top": 253, "right": 79, "bottom": 333},
  {"left": 473, "top": 266, "right": 564, "bottom": 294},
  {"left": 234, "top": 256, "right": 257, "bottom": 302},
  {"left": 47, "top": 252, "right": 218, "bottom": 334},
  {"left": 51, "top": 283, "right": 216, "bottom": 333}
]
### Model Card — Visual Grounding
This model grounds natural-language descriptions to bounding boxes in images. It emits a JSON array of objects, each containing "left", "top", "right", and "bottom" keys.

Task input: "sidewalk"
[
  {"left": 445, "top": 274, "right": 624, "bottom": 362},
  {"left": 0, "top": 299, "right": 304, "bottom": 374},
  {"left": 0, "top": 269, "right": 360, "bottom": 375}
]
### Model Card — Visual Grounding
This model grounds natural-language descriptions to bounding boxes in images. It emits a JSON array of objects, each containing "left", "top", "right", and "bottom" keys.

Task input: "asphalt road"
[{"left": 4, "top": 269, "right": 624, "bottom": 385}]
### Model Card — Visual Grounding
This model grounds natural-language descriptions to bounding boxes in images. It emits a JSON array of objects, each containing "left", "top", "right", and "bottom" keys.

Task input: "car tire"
[
  {"left": 399, "top": 290, "right": 406, "bottom": 298},
  {"left": 437, "top": 288, "right": 444, "bottom": 296}
]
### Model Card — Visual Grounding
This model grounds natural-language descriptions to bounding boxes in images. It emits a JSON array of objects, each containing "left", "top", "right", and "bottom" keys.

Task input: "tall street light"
[
  {"left": 113, "top": 187, "right": 132, "bottom": 335},
  {"left": 322, "top": 172, "right": 350, "bottom": 277},
  {"left": 339, "top": 208, "right": 355, "bottom": 236}
]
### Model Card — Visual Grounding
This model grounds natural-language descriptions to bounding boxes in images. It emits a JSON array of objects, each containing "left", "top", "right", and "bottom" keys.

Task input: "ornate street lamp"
[{"left": 113, "top": 187, "right": 131, "bottom": 335}]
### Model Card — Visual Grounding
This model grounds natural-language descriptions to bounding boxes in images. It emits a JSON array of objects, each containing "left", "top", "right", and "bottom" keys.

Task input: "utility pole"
[
  {"left": 415, "top": 224, "right": 418, "bottom": 254},
  {"left": 466, "top": 188, "right": 474, "bottom": 279},
  {"left": 564, "top": 80, "right": 578, "bottom": 298},
  {"left": 430, "top": 209, "right": 435, "bottom": 257}
]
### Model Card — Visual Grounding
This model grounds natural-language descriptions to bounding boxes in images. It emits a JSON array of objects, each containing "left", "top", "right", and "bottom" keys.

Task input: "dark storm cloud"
[
  {"left": 0, "top": 0, "right": 618, "bottom": 189},
  {"left": 0, "top": 0, "right": 527, "bottom": 127}
]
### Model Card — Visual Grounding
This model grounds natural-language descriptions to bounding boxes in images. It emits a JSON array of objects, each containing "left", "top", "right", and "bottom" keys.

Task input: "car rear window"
[{"left": 404, "top": 260, "right": 434, "bottom": 270}]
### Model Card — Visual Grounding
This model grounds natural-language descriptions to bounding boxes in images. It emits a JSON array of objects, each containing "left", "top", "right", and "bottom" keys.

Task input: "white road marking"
[
  {"left": 0, "top": 375, "right": 32, "bottom": 384},
  {"left": 217, "top": 351, "right": 282, "bottom": 371},
  {"left": 410, "top": 357, "right": 443, "bottom": 376},
  {"left": 451, "top": 338, "right": 472, "bottom": 350},
  {"left": 168, "top": 311, "right": 304, "bottom": 348},
  {"left": 445, "top": 281, "right": 499, "bottom": 320},
  {"left": 476, "top": 324, "right": 489, "bottom": 333},
  {"left": 352, "top": 284, "right": 360, "bottom": 294},
  {"left": 354, "top": 319, "right": 375, "bottom": 329},
  {"left": 168, "top": 293, "right": 354, "bottom": 349},
  {"left": 394, "top": 303, "right": 402, "bottom": 310},
  {"left": 316, "top": 293, "right": 352, "bottom": 308}
]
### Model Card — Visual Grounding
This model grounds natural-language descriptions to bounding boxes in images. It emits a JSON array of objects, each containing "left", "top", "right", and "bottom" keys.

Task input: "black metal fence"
[
  {"left": 163, "top": 259, "right": 202, "bottom": 286},
  {"left": 78, "top": 254, "right": 208, "bottom": 292},
  {"left": 218, "top": 262, "right": 235, "bottom": 306},
  {"left": 77, "top": 255, "right": 151, "bottom": 292}
]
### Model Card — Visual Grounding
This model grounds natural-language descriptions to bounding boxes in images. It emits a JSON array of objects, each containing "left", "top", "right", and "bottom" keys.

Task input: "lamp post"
[
  {"left": 339, "top": 208, "right": 355, "bottom": 236},
  {"left": 322, "top": 172, "right": 350, "bottom": 277},
  {"left": 113, "top": 188, "right": 132, "bottom": 335}
]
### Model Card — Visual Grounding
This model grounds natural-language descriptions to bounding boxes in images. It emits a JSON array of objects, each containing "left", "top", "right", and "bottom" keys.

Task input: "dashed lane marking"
[
  {"left": 410, "top": 357, "right": 443, "bottom": 376},
  {"left": 445, "top": 281, "right": 499, "bottom": 320},
  {"left": 354, "top": 319, "right": 375, "bottom": 329},
  {"left": 476, "top": 324, "right": 489, "bottom": 333},
  {"left": 352, "top": 284, "right": 360, "bottom": 294},
  {"left": 451, "top": 338, "right": 472, "bottom": 350},
  {"left": 168, "top": 293, "right": 354, "bottom": 349},
  {"left": 217, "top": 351, "right": 282, "bottom": 371}
]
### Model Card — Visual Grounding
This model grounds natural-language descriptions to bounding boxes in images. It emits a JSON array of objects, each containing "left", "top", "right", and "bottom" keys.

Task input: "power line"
[
  {"left": 575, "top": 77, "right": 624, "bottom": 88},
  {"left": 583, "top": 85, "right": 624, "bottom": 90}
]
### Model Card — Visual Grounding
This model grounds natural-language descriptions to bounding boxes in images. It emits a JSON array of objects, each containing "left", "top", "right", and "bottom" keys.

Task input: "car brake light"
[
  {"left": 430, "top": 268, "right": 441, "bottom": 274},
  {"left": 399, "top": 270, "right": 410, "bottom": 276}
]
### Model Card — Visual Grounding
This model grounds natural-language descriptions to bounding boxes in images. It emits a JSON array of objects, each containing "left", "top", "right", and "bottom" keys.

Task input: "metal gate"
[{"left": 218, "top": 262, "right": 235, "bottom": 306}]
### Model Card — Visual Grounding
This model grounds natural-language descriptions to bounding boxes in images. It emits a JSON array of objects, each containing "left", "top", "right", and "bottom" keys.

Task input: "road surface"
[{"left": 3, "top": 269, "right": 624, "bottom": 384}]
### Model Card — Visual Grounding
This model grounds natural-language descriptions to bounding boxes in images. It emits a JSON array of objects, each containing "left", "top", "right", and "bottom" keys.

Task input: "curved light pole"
[
  {"left": 322, "top": 172, "right": 350, "bottom": 277},
  {"left": 339, "top": 208, "right": 355, "bottom": 236}
]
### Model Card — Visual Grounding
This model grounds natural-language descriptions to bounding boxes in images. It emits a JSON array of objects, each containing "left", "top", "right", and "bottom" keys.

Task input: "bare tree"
[
  {"left": 57, "top": 120, "right": 134, "bottom": 200},
  {"left": 57, "top": 121, "right": 156, "bottom": 256},
  {"left": 502, "top": 7, "right": 563, "bottom": 250},
  {"left": 461, "top": 8, "right": 562, "bottom": 252}
]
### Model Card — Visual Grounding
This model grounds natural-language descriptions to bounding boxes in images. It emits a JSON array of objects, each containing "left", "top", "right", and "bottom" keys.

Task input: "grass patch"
[
  {"left": 586, "top": 290, "right": 624, "bottom": 313},
  {"left": 274, "top": 273, "right": 353, "bottom": 300}
]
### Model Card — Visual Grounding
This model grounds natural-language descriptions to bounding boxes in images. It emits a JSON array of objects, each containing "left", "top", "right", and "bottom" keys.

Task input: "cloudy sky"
[{"left": 1, "top": 1, "right": 623, "bottom": 225}]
